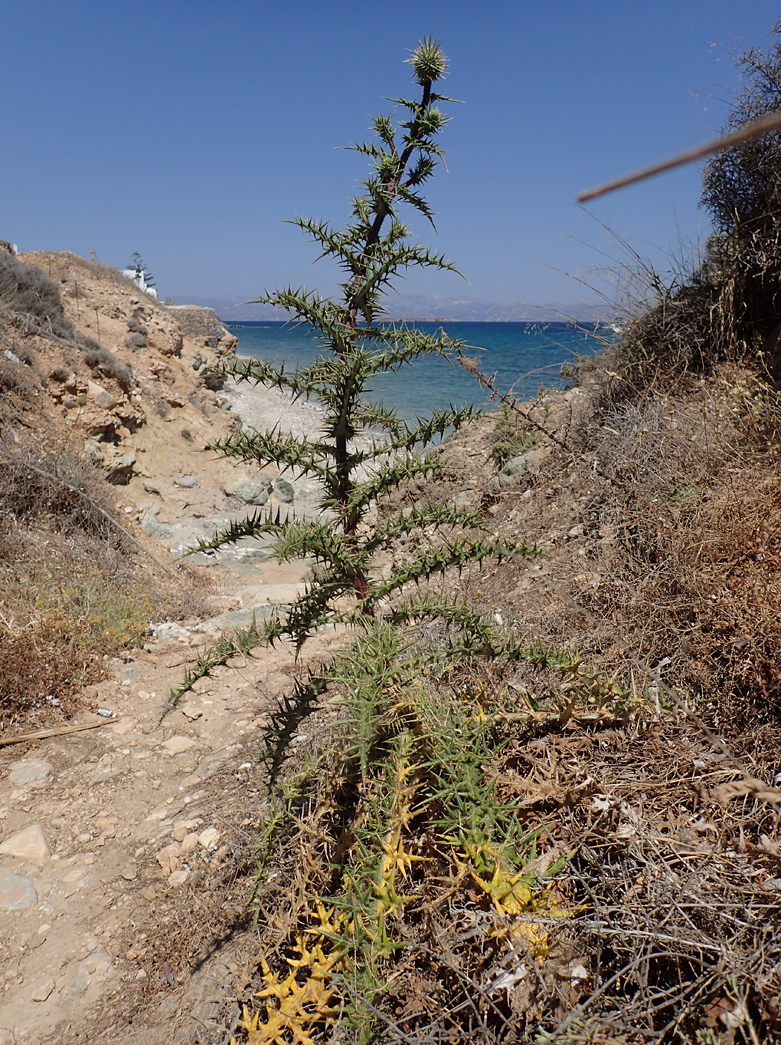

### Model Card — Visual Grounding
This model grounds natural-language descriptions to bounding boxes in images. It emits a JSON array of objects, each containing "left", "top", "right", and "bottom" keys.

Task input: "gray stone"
[
  {"left": 0, "top": 825, "right": 50, "bottom": 861},
  {"left": 228, "top": 480, "right": 270, "bottom": 506},
  {"left": 453, "top": 490, "right": 476, "bottom": 509},
  {"left": 102, "top": 446, "right": 136, "bottom": 484},
  {"left": 149, "top": 621, "right": 190, "bottom": 642},
  {"left": 142, "top": 478, "right": 164, "bottom": 495},
  {"left": 83, "top": 439, "right": 104, "bottom": 466},
  {"left": 175, "top": 475, "right": 198, "bottom": 489},
  {"left": 88, "top": 380, "right": 118, "bottom": 410},
  {"left": 271, "top": 477, "right": 295, "bottom": 504},
  {"left": 0, "top": 866, "right": 38, "bottom": 910},
  {"left": 487, "top": 449, "right": 545, "bottom": 492},
  {"left": 8, "top": 760, "right": 52, "bottom": 787},
  {"left": 501, "top": 450, "right": 543, "bottom": 479}
]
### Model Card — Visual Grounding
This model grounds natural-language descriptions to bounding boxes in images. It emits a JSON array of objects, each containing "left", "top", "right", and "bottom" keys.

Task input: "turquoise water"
[{"left": 224, "top": 321, "right": 607, "bottom": 419}]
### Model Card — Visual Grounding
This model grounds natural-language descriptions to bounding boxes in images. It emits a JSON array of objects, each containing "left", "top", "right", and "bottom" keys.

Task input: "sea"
[{"left": 224, "top": 321, "right": 609, "bottom": 419}]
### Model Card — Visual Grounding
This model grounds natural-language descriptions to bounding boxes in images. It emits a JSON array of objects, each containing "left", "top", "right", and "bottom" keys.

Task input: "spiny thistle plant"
[{"left": 170, "top": 40, "right": 535, "bottom": 732}]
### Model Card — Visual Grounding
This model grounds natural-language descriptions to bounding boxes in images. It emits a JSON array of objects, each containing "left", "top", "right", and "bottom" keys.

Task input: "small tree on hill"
[
  {"left": 698, "top": 20, "right": 781, "bottom": 367},
  {"left": 172, "top": 40, "right": 534, "bottom": 746},
  {"left": 127, "top": 252, "right": 155, "bottom": 288}
]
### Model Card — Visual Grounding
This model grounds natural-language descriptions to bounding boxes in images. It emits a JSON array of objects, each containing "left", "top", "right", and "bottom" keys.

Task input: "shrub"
[
  {"left": 615, "top": 22, "right": 781, "bottom": 387},
  {"left": 82, "top": 342, "right": 134, "bottom": 390},
  {"left": 0, "top": 251, "right": 76, "bottom": 339}
]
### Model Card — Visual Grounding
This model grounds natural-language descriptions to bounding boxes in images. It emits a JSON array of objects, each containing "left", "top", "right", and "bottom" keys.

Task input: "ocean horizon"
[{"left": 224, "top": 320, "right": 609, "bottom": 419}]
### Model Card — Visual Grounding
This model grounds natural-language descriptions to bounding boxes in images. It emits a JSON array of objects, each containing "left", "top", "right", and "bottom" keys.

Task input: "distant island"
[{"left": 169, "top": 292, "right": 608, "bottom": 325}]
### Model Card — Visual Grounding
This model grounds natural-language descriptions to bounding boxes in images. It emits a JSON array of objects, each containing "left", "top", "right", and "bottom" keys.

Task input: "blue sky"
[{"left": 5, "top": 1, "right": 780, "bottom": 312}]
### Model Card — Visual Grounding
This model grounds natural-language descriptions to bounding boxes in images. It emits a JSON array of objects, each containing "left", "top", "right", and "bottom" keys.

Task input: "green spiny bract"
[{"left": 169, "top": 40, "right": 536, "bottom": 730}]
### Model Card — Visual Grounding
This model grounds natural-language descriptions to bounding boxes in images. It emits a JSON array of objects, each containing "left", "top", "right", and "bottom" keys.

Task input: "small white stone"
[{"left": 198, "top": 827, "right": 220, "bottom": 850}]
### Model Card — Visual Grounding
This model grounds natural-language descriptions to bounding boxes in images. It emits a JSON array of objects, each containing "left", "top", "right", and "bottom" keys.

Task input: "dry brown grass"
[{"left": 0, "top": 436, "right": 208, "bottom": 732}]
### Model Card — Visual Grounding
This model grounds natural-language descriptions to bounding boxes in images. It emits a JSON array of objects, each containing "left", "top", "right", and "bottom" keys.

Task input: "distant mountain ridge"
[{"left": 170, "top": 292, "right": 607, "bottom": 324}]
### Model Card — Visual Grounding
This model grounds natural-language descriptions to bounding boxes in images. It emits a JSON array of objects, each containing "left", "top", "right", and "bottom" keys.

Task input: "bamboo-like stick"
[
  {"left": 577, "top": 109, "right": 781, "bottom": 203},
  {"left": 0, "top": 718, "right": 111, "bottom": 747}
]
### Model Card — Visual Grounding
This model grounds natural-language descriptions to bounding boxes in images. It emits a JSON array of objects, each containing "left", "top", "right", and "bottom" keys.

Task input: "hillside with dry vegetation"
[
  {"left": 0, "top": 244, "right": 249, "bottom": 730},
  {"left": 4, "top": 28, "right": 781, "bottom": 1045}
]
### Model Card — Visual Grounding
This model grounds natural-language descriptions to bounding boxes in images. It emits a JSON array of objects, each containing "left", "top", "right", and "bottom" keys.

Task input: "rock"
[
  {"left": 87, "top": 380, "right": 118, "bottom": 410},
  {"left": 488, "top": 449, "right": 545, "bottom": 491},
  {"left": 227, "top": 479, "right": 270, "bottom": 506},
  {"left": 8, "top": 761, "right": 52, "bottom": 786},
  {"left": 0, "top": 1028, "right": 14, "bottom": 1045},
  {"left": 161, "top": 736, "right": 197, "bottom": 755},
  {"left": 217, "top": 332, "right": 238, "bottom": 357},
  {"left": 150, "top": 621, "right": 190, "bottom": 642},
  {"left": 157, "top": 331, "right": 184, "bottom": 357},
  {"left": 168, "top": 869, "right": 190, "bottom": 887},
  {"left": 111, "top": 717, "right": 135, "bottom": 736},
  {"left": 0, "top": 867, "right": 38, "bottom": 910},
  {"left": 81, "top": 407, "right": 121, "bottom": 440},
  {"left": 271, "top": 477, "right": 295, "bottom": 504},
  {"left": 142, "top": 478, "right": 164, "bottom": 495},
  {"left": 120, "top": 863, "right": 138, "bottom": 881},
  {"left": 503, "top": 449, "right": 543, "bottom": 478},
  {"left": 180, "top": 832, "right": 199, "bottom": 855},
  {"left": 198, "top": 827, "right": 220, "bottom": 850},
  {"left": 0, "top": 825, "right": 50, "bottom": 861},
  {"left": 102, "top": 445, "right": 136, "bottom": 484},
  {"left": 202, "top": 370, "right": 225, "bottom": 391},
  {"left": 156, "top": 844, "right": 181, "bottom": 875},
  {"left": 83, "top": 439, "right": 104, "bottom": 466},
  {"left": 179, "top": 705, "right": 203, "bottom": 721},
  {"left": 175, "top": 475, "right": 198, "bottom": 489},
  {"left": 453, "top": 490, "right": 476, "bottom": 509},
  {"left": 68, "top": 951, "right": 113, "bottom": 995},
  {"left": 164, "top": 391, "right": 186, "bottom": 408},
  {"left": 31, "top": 977, "right": 55, "bottom": 1002}
]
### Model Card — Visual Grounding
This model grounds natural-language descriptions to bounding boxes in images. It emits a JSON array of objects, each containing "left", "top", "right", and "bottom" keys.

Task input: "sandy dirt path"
[{"left": 0, "top": 381, "right": 343, "bottom": 1045}]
